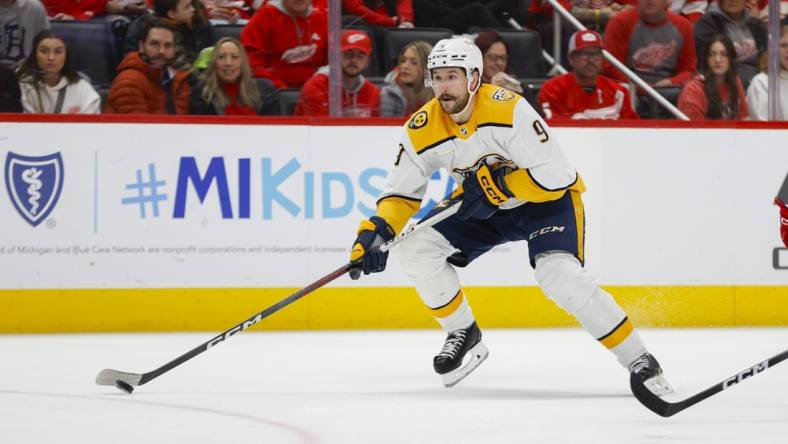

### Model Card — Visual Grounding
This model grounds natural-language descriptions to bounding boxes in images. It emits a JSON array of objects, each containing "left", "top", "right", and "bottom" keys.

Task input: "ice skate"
[
  {"left": 433, "top": 322, "right": 489, "bottom": 387},
  {"left": 629, "top": 352, "right": 673, "bottom": 396}
]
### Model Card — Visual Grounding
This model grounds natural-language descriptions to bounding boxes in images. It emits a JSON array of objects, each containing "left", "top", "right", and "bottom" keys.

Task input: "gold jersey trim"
[{"left": 407, "top": 84, "right": 521, "bottom": 155}]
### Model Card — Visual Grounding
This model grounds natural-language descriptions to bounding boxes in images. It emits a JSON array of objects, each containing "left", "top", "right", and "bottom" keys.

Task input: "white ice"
[{"left": 1, "top": 328, "right": 787, "bottom": 444}]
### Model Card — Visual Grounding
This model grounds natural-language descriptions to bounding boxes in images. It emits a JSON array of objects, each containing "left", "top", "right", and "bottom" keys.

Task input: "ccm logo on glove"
[{"left": 456, "top": 164, "right": 513, "bottom": 221}]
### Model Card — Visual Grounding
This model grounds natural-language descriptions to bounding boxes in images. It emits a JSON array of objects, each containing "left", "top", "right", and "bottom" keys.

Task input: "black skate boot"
[
  {"left": 433, "top": 322, "right": 489, "bottom": 387},
  {"left": 629, "top": 352, "right": 673, "bottom": 396}
]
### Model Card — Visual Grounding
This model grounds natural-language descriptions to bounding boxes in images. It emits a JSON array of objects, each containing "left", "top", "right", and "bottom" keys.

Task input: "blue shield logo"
[{"left": 4, "top": 152, "right": 65, "bottom": 227}]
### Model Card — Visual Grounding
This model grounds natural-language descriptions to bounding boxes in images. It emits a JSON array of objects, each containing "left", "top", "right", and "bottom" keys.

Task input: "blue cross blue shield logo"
[{"left": 4, "top": 152, "right": 65, "bottom": 227}]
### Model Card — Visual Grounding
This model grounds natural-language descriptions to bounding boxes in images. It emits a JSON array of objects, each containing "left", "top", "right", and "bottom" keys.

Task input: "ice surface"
[{"left": 1, "top": 328, "right": 787, "bottom": 443}]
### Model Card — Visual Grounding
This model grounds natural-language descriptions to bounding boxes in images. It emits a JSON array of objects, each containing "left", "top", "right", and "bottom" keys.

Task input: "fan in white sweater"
[
  {"left": 746, "top": 24, "right": 788, "bottom": 121},
  {"left": 16, "top": 30, "right": 100, "bottom": 114}
]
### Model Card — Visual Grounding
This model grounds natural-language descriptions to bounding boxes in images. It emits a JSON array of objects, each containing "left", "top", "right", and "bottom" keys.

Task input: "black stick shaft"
[
  {"left": 120, "top": 198, "right": 461, "bottom": 389},
  {"left": 631, "top": 349, "right": 788, "bottom": 417},
  {"left": 138, "top": 263, "right": 351, "bottom": 385}
]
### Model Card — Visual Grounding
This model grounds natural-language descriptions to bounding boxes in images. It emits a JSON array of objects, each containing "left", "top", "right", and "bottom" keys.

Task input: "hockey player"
[{"left": 348, "top": 36, "right": 673, "bottom": 395}]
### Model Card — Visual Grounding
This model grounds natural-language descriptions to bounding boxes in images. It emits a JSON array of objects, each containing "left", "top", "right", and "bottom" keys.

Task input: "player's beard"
[{"left": 439, "top": 92, "right": 469, "bottom": 114}]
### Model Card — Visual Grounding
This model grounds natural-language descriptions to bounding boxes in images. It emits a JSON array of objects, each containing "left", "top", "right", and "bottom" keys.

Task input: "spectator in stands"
[
  {"left": 694, "top": 0, "right": 767, "bottom": 87},
  {"left": 199, "top": 0, "right": 251, "bottom": 24},
  {"left": 604, "top": 0, "right": 696, "bottom": 88},
  {"left": 475, "top": 30, "right": 523, "bottom": 94},
  {"left": 380, "top": 40, "right": 432, "bottom": 117},
  {"left": 526, "top": 0, "right": 573, "bottom": 70},
  {"left": 191, "top": 37, "right": 278, "bottom": 115},
  {"left": 294, "top": 30, "right": 379, "bottom": 116},
  {"left": 571, "top": 0, "right": 635, "bottom": 31},
  {"left": 474, "top": 30, "right": 544, "bottom": 115},
  {"left": 413, "top": 0, "right": 502, "bottom": 33},
  {"left": 16, "top": 29, "right": 100, "bottom": 113},
  {"left": 678, "top": 33, "right": 748, "bottom": 120},
  {"left": 124, "top": 0, "right": 215, "bottom": 68},
  {"left": 527, "top": 0, "right": 632, "bottom": 70},
  {"left": 0, "top": 64, "right": 22, "bottom": 111},
  {"left": 0, "top": 0, "right": 50, "bottom": 67},
  {"left": 669, "top": 0, "right": 707, "bottom": 23},
  {"left": 106, "top": 19, "right": 191, "bottom": 114},
  {"left": 747, "top": 0, "right": 787, "bottom": 22},
  {"left": 539, "top": 29, "right": 638, "bottom": 119},
  {"left": 41, "top": 0, "right": 147, "bottom": 20},
  {"left": 241, "top": 0, "right": 327, "bottom": 89},
  {"left": 343, "top": 0, "right": 414, "bottom": 28},
  {"left": 747, "top": 24, "right": 788, "bottom": 121}
]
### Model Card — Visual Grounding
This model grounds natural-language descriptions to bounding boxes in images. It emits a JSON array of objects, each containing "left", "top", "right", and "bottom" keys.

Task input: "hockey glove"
[
  {"left": 456, "top": 164, "right": 513, "bottom": 221},
  {"left": 776, "top": 197, "right": 788, "bottom": 248},
  {"left": 349, "top": 216, "right": 396, "bottom": 280}
]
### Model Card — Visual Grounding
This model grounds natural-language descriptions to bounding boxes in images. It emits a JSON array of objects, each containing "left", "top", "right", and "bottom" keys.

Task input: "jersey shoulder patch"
[
  {"left": 491, "top": 88, "right": 517, "bottom": 102},
  {"left": 407, "top": 110, "right": 429, "bottom": 129},
  {"left": 475, "top": 84, "right": 520, "bottom": 128},
  {"left": 405, "top": 99, "right": 454, "bottom": 154}
]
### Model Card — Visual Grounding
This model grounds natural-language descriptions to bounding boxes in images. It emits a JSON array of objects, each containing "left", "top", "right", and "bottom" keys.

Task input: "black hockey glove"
[
  {"left": 349, "top": 216, "right": 396, "bottom": 280},
  {"left": 456, "top": 164, "right": 514, "bottom": 221}
]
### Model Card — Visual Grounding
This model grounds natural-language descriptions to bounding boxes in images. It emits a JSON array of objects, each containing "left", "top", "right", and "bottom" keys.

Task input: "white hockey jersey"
[{"left": 375, "top": 84, "right": 585, "bottom": 234}]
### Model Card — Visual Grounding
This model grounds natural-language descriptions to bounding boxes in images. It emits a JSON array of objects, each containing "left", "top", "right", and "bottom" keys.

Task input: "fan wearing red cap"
[
  {"left": 294, "top": 30, "right": 380, "bottom": 117},
  {"left": 538, "top": 29, "right": 639, "bottom": 120}
]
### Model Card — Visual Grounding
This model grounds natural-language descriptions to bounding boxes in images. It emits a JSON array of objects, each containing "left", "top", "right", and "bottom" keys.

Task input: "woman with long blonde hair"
[
  {"left": 380, "top": 40, "right": 434, "bottom": 117},
  {"left": 192, "top": 37, "right": 265, "bottom": 115}
]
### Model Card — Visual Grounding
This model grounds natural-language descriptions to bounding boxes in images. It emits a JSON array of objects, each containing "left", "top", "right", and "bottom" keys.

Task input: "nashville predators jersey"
[{"left": 376, "top": 83, "right": 585, "bottom": 234}]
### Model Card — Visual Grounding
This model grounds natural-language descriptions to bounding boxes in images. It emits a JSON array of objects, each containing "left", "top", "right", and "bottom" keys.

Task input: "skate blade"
[
  {"left": 441, "top": 342, "right": 489, "bottom": 388},
  {"left": 643, "top": 374, "right": 674, "bottom": 397}
]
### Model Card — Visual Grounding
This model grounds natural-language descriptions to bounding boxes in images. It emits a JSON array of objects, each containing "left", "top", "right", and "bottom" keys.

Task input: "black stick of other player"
[{"left": 630, "top": 349, "right": 788, "bottom": 417}]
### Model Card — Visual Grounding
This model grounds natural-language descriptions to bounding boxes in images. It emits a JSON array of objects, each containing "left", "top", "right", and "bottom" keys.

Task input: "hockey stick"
[
  {"left": 96, "top": 198, "right": 461, "bottom": 394},
  {"left": 630, "top": 349, "right": 788, "bottom": 417}
]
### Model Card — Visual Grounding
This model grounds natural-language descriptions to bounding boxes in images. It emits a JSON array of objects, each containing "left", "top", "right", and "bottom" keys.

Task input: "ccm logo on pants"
[{"left": 529, "top": 226, "right": 565, "bottom": 240}]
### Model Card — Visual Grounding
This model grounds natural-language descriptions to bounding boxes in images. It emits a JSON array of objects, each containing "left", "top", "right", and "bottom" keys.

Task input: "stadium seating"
[
  {"left": 213, "top": 24, "right": 244, "bottom": 42},
  {"left": 382, "top": 28, "right": 453, "bottom": 73},
  {"left": 637, "top": 87, "right": 683, "bottom": 119},
  {"left": 493, "top": 29, "right": 546, "bottom": 79},
  {"left": 51, "top": 20, "right": 118, "bottom": 89},
  {"left": 277, "top": 88, "right": 301, "bottom": 115},
  {"left": 522, "top": 77, "right": 547, "bottom": 99}
]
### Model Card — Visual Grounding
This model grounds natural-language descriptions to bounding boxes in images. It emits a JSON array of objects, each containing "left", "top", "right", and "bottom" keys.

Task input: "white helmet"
[{"left": 426, "top": 37, "right": 483, "bottom": 95}]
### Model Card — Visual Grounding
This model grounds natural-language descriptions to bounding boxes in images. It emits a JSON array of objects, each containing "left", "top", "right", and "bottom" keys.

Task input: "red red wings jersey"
[
  {"left": 538, "top": 73, "right": 639, "bottom": 120},
  {"left": 294, "top": 70, "right": 381, "bottom": 117},
  {"left": 240, "top": 3, "right": 328, "bottom": 88}
]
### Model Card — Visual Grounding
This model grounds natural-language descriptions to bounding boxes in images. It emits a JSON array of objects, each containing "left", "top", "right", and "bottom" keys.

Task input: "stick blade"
[
  {"left": 96, "top": 369, "right": 143, "bottom": 390},
  {"left": 630, "top": 373, "right": 678, "bottom": 417}
]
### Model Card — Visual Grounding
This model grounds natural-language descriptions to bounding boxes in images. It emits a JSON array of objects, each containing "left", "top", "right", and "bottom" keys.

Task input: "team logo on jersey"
[
  {"left": 4, "top": 152, "right": 64, "bottom": 227},
  {"left": 492, "top": 88, "right": 516, "bottom": 102},
  {"left": 408, "top": 111, "right": 428, "bottom": 129}
]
